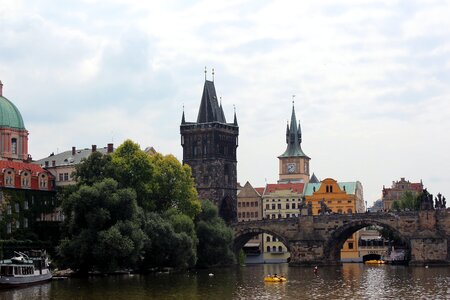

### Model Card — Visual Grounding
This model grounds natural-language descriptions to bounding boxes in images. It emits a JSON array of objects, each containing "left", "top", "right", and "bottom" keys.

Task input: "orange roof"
[
  {"left": 410, "top": 183, "right": 423, "bottom": 192},
  {"left": 0, "top": 160, "right": 53, "bottom": 177},
  {"left": 264, "top": 183, "right": 305, "bottom": 195}
]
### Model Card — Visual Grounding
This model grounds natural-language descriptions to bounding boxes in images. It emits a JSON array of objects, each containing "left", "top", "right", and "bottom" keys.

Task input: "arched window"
[
  {"left": 11, "top": 138, "right": 17, "bottom": 154},
  {"left": 278, "top": 246, "right": 283, "bottom": 252},
  {"left": 326, "top": 186, "right": 329, "bottom": 193},
  {"left": 272, "top": 236, "right": 277, "bottom": 242},
  {"left": 267, "top": 246, "right": 271, "bottom": 252},
  {"left": 21, "top": 171, "right": 31, "bottom": 189},
  {"left": 313, "top": 186, "right": 316, "bottom": 192},
  {"left": 272, "top": 246, "right": 276, "bottom": 252},
  {"left": 278, "top": 214, "right": 282, "bottom": 218},
  {"left": 271, "top": 214, "right": 275, "bottom": 219},
  {"left": 4, "top": 169, "right": 14, "bottom": 187},
  {"left": 330, "top": 186, "right": 333, "bottom": 193},
  {"left": 266, "top": 236, "right": 270, "bottom": 242},
  {"left": 347, "top": 208, "right": 352, "bottom": 214},
  {"left": 338, "top": 209, "right": 343, "bottom": 214},
  {"left": 39, "top": 174, "right": 48, "bottom": 189}
]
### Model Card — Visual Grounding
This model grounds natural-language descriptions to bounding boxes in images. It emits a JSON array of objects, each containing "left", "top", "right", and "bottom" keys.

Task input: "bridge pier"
[
  {"left": 288, "top": 240, "right": 340, "bottom": 266},
  {"left": 409, "top": 238, "right": 450, "bottom": 266}
]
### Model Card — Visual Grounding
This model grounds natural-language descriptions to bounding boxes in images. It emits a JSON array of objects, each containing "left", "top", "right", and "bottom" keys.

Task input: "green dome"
[{"left": 0, "top": 95, "right": 26, "bottom": 130}]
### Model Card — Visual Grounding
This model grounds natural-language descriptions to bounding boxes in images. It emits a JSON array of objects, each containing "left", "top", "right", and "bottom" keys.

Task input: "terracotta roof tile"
[
  {"left": 0, "top": 160, "right": 53, "bottom": 178},
  {"left": 264, "top": 183, "right": 305, "bottom": 195}
]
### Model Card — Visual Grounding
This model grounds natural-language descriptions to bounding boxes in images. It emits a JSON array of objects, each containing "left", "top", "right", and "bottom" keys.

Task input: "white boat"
[{"left": 0, "top": 251, "right": 52, "bottom": 288}]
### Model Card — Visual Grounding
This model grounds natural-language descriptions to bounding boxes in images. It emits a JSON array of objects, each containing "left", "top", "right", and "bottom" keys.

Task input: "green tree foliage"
[
  {"left": 149, "top": 153, "right": 201, "bottom": 218},
  {"left": 111, "top": 140, "right": 154, "bottom": 210},
  {"left": 195, "top": 200, "right": 235, "bottom": 268},
  {"left": 141, "top": 213, "right": 197, "bottom": 270},
  {"left": 392, "top": 191, "right": 420, "bottom": 211},
  {"left": 58, "top": 179, "right": 145, "bottom": 273},
  {"left": 73, "top": 151, "right": 116, "bottom": 185}
]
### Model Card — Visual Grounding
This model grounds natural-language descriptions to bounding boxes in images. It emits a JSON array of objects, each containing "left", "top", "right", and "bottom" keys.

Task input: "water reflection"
[{"left": 1, "top": 264, "right": 450, "bottom": 300}]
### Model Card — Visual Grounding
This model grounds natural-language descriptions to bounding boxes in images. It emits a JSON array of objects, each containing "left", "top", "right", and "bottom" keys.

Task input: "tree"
[
  {"left": 73, "top": 151, "right": 116, "bottom": 186},
  {"left": 141, "top": 213, "right": 197, "bottom": 270},
  {"left": 392, "top": 191, "right": 420, "bottom": 211},
  {"left": 195, "top": 200, "right": 235, "bottom": 268},
  {"left": 57, "top": 178, "right": 145, "bottom": 273},
  {"left": 149, "top": 153, "right": 201, "bottom": 218}
]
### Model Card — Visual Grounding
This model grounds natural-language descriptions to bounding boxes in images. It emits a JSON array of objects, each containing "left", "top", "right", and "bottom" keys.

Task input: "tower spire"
[
  {"left": 233, "top": 104, "right": 238, "bottom": 125},
  {"left": 181, "top": 104, "right": 186, "bottom": 124},
  {"left": 212, "top": 68, "right": 215, "bottom": 82}
]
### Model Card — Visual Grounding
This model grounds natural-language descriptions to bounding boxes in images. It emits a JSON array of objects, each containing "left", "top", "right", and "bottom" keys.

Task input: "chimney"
[
  {"left": 92, "top": 145, "right": 97, "bottom": 152},
  {"left": 72, "top": 146, "right": 76, "bottom": 155},
  {"left": 0, "top": 80, "right": 3, "bottom": 97},
  {"left": 107, "top": 143, "right": 114, "bottom": 153}
]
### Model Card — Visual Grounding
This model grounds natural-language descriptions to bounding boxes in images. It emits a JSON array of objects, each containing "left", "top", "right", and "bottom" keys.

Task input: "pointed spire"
[
  {"left": 212, "top": 68, "right": 215, "bottom": 82},
  {"left": 181, "top": 104, "right": 186, "bottom": 124},
  {"left": 197, "top": 80, "right": 226, "bottom": 123},
  {"left": 233, "top": 104, "right": 238, "bottom": 125},
  {"left": 279, "top": 101, "right": 308, "bottom": 158}
]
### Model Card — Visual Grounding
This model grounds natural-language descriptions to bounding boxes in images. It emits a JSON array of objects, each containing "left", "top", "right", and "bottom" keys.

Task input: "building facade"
[
  {"left": 0, "top": 80, "right": 57, "bottom": 240},
  {"left": 237, "top": 181, "right": 263, "bottom": 262},
  {"left": 382, "top": 177, "right": 423, "bottom": 210},
  {"left": 34, "top": 144, "right": 114, "bottom": 187},
  {"left": 304, "top": 178, "right": 365, "bottom": 261},
  {"left": 262, "top": 183, "right": 304, "bottom": 262},
  {"left": 180, "top": 78, "right": 239, "bottom": 223}
]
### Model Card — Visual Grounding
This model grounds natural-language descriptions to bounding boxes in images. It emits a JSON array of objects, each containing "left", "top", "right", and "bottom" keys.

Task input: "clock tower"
[{"left": 278, "top": 103, "right": 310, "bottom": 184}]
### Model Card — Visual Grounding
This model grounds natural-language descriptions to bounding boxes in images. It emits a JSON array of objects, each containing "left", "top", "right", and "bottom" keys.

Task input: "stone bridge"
[{"left": 231, "top": 210, "right": 450, "bottom": 266}]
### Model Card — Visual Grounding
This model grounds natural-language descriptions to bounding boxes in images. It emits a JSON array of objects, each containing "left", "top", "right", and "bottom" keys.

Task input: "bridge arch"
[
  {"left": 233, "top": 227, "right": 291, "bottom": 254},
  {"left": 324, "top": 218, "right": 410, "bottom": 263}
]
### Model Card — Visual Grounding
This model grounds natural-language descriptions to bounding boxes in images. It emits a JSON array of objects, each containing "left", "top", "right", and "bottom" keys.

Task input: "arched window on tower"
[
  {"left": 326, "top": 186, "right": 329, "bottom": 193},
  {"left": 11, "top": 138, "right": 17, "bottom": 154}
]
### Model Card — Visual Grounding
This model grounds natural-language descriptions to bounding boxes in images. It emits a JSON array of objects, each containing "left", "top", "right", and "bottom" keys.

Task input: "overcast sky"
[{"left": 1, "top": 0, "right": 449, "bottom": 206}]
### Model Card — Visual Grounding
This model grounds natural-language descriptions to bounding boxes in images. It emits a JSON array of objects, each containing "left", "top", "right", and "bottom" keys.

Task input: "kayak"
[{"left": 264, "top": 276, "right": 287, "bottom": 283}]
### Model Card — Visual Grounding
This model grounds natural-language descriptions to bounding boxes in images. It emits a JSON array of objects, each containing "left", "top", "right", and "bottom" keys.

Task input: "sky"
[{"left": 1, "top": 0, "right": 449, "bottom": 206}]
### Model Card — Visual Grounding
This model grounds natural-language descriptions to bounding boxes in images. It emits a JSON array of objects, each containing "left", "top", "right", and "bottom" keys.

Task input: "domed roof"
[{"left": 0, "top": 82, "right": 26, "bottom": 130}]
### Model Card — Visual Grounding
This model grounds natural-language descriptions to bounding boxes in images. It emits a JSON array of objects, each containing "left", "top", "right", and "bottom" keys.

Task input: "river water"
[{"left": 1, "top": 263, "right": 449, "bottom": 300}]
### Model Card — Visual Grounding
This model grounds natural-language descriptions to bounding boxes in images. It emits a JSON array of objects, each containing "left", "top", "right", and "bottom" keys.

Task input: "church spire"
[
  {"left": 181, "top": 105, "right": 186, "bottom": 124},
  {"left": 279, "top": 102, "right": 309, "bottom": 158},
  {"left": 233, "top": 105, "right": 238, "bottom": 125},
  {"left": 196, "top": 71, "right": 226, "bottom": 123}
]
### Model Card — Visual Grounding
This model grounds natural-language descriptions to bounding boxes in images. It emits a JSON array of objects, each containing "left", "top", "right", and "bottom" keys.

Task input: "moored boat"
[
  {"left": 0, "top": 251, "right": 52, "bottom": 288},
  {"left": 365, "top": 259, "right": 386, "bottom": 265}
]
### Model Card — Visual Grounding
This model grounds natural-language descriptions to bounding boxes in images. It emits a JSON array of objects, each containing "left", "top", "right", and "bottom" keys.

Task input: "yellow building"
[
  {"left": 304, "top": 178, "right": 364, "bottom": 262},
  {"left": 262, "top": 183, "right": 304, "bottom": 263}
]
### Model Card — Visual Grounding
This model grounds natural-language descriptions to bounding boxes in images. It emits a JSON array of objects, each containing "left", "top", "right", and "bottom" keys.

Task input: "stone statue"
[{"left": 420, "top": 189, "right": 434, "bottom": 210}]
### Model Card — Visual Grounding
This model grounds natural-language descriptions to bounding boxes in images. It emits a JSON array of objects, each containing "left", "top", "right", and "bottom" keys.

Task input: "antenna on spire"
[
  {"left": 233, "top": 104, "right": 236, "bottom": 113},
  {"left": 212, "top": 68, "right": 215, "bottom": 82},
  {"left": 220, "top": 96, "right": 222, "bottom": 105},
  {"left": 292, "top": 94, "right": 296, "bottom": 105},
  {"left": 204, "top": 66, "right": 207, "bottom": 80}
]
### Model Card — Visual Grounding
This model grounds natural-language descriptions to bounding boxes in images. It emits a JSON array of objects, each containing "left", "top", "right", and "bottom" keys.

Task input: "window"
[
  {"left": 278, "top": 214, "right": 282, "bottom": 218},
  {"left": 250, "top": 212, "right": 254, "bottom": 218},
  {"left": 7, "top": 223, "right": 11, "bottom": 234},
  {"left": 338, "top": 209, "right": 343, "bottom": 214},
  {"left": 272, "top": 236, "right": 277, "bottom": 242},
  {"left": 11, "top": 138, "right": 17, "bottom": 154},
  {"left": 254, "top": 201, "right": 258, "bottom": 207},
  {"left": 330, "top": 186, "right": 333, "bottom": 193},
  {"left": 250, "top": 202, "right": 254, "bottom": 207},
  {"left": 7, "top": 205, "right": 11, "bottom": 215},
  {"left": 271, "top": 214, "right": 275, "bottom": 219},
  {"left": 255, "top": 212, "right": 258, "bottom": 218},
  {"left": 277, "top": 204, "right": 281, "bottom": 209},
  {"left": 272, "top": 246, "right": 276, "bottom": 252},
  {"left": 265, "top": 204, "right": 269, "bottom": 209},
  {"left": 348, "top": 242, "right": 354, "bottom": 250},
  {"left": 347, "top": 208, "right": 352, "bottom": 214},
  {"left": 238, "top": 202, "right": 241, "bottom": 207},
  {"left": 15, "top": 220, "right": 20, "bottom": 229},
  {"left": 271, "top": 204, "right": 275, "bottom": 209},
  {"left": 286, "top": 214, "right": 290, "bottom": 218},
  {"left": 267, "top": 246, "right": 271, "bottom": 252},
  {"left": 266, "top": 236, "right": 270, "bottom": 242},
  {"left": 278, "top": 246, "right": 283, "bottom": 252},
  {"left": 238, "top": 212, "right": 241, "bottom": 218},
  {"left": 59, "top": 174, "right": 64, "bottom": 181},
  {"left": 15, "top": 203, "right": 20, "bottom": 213},
  {"left": 326, "top": 186, "right": 329, "bottom": 193},
  {"left": 203, "top": 176, "right": 208, "bottom": 185},
  {"left": 292, "top": 203, "right": 296, "bottom": 209},
  {"left": 313, "top": 187, "right": 316, "bottom": 192},
  {"left": 286, "top": 203, "right": 290, "bottom": 209}
]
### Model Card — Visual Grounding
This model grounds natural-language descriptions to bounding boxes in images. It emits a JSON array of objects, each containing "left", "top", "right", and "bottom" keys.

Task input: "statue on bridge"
[
  {"left": 318, "top": 199, "right": 332, "bottom": 215},
  {"left": 419, "top": 189, "right": 434, "bottom": 210},
  {"left": 434, "top": 193, "right": 447, "bottom": 209}
]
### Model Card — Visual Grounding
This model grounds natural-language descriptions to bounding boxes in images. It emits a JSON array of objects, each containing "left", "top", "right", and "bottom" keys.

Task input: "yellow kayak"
[
  {"left": 264, "top": 276, "right": 287, "bottom": 283},
  {"left": 365, "top": 260, "right": 385, "bottom": 264}
]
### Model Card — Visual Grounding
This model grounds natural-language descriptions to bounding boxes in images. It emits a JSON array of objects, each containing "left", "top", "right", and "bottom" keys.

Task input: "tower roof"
[
  {"left": 279, "top": 103, "right": 308, "bottom": 158},
  {"left": 196, "top": 80, "right": 226, "bottom": 123},
  {"left": 310, "top": 173, "right": 319, "bottom": 183},
  {"left": 0, "top": 82, "right": 26, "bottom": 130}
]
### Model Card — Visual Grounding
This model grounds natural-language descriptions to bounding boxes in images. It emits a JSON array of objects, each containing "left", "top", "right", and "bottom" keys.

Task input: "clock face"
[{"left": 287, "top": 163, "right": 296, "bottom": 173}]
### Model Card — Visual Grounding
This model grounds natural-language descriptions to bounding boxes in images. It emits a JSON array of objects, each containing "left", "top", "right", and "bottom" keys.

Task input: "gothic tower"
[
  {"left": 180, "top": 77, "right": 239, "bottom": 223},
  {"left": 278, "top": 103, "right": 310, "bottom": 183}
]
